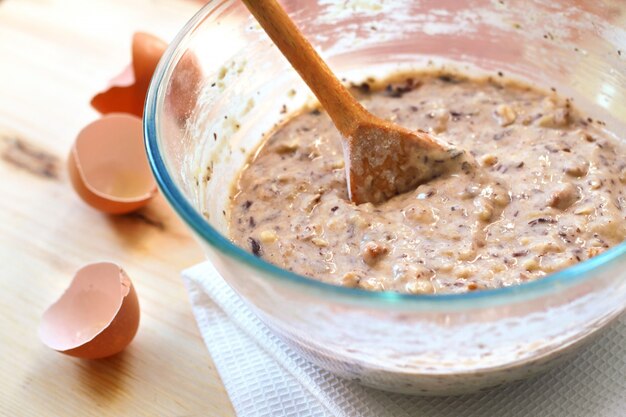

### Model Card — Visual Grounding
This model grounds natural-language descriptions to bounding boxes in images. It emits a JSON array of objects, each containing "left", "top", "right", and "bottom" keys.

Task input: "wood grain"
[{"left": 0, "top": 0, "right": 235, "bottom": 415}]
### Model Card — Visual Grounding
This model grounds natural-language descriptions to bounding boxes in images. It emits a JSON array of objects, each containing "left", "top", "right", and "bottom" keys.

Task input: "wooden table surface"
[{"left": 0, "top": 0, "right": 236, "bottom": 415}]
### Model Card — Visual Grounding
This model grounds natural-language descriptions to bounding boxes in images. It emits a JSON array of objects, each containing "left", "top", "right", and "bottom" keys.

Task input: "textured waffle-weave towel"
[{"left": 182, "top": 262, "right": 626, "bottom": 417}]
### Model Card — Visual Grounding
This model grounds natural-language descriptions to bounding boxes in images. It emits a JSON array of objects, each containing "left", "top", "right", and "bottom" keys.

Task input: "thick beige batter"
[{"left": 229, "top": 72, "right": 626, "bottom": 294}]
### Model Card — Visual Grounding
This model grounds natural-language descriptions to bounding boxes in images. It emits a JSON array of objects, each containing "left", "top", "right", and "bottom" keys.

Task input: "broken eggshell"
[
  {"left": 91, "top": 32, "right": 168, "bottom": 118},
  {"left": 68, "top": 113, "right": 157, "bottom": 214},
  {"left": 39, "top": 262, "right": 140, "bottom": 359},
  {"left": 91, "top": 31, "right": 202, "bottom": 122}
]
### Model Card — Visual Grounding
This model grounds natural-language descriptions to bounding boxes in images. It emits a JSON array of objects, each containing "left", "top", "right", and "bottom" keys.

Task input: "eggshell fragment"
[
  {"left": 39, "top": 262, "right": 140, "bottom": 359},
  {"left": 68, "top": 114, "right": 157, "bottom": 214},
  {"left": 91, "top": 32, "right": 202, "bottom": 122},
  {"left": 91, "top": 32, "right": 168, "bottom": 118},
  {"left": 89, "top": 64, "right": 141, "bottom": 117}
]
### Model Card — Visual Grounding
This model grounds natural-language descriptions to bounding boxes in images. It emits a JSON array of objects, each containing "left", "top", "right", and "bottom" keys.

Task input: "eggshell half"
[
  {"left": 68, "top": 114, "right": 156, "bottom": 214},
  {"left": 39, "top": 262, "right": 140, "bottom": 359}
]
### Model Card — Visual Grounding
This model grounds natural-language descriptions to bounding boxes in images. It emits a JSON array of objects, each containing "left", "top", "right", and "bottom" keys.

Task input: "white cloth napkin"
[{"left": 182, "top": 262, "right": 626, "bottom": 417}]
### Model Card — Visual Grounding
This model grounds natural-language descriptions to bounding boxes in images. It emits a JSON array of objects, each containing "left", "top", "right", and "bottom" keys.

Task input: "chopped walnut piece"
[
  {"left": 531, "top": 241, "right": 564, "bottom": 254},
  {"left": 362, "top": 241, "right": 389, "bottom": 266},
  {"left": 454, "top": 266, "right": 476, "bottom": 279},
  {"left": 537, "top": 107, "right": 571, "bottom": 128},
  {"left": 275, "top": 140, "right": 299, "bottom": 153},
  {"left": 349, "top": 213, "right": 368, "bottom": 229},
  {"left": 587, "top": 247, "right": 604, "bottom": 258},
  {"left": 493, "top": 104, "right": 516, "bottom": 126},
  {"left": 311, "top": 237, "right": 329, "bottom": 247},
  {"left": 480, "top": 154, "right": 498, "bottom": 167},
  {"left": 474, "top": 197, "right": 495, "bottom": 222},
  {"left": 458, "top": 245, "right": 477, "bottom": 261},
  {"left": 259, "top": 230, "right": 278, "bottom": 243},
  {"left": 564, "top": 157, "right": 589, "bottom": 177},
  {"left": 490, "top": 187, "right": 511, "bottom": 207},
  {"left": 341, "top": 271, "right": 362, "bottom": 288},
  {"left": 330, "top": 159, "right": 344, "bottom": 169},
  {"left": 359, "top": 277, "right": 385, "bottom": 291},
  {"left": 548, "top": 183, "right": 579, "bottom": 210},
  {"left": 521, "top": 258, "right": 540, "bottom": 271},
  {"left": 405, "top": 279, "right": 435, "bottom": 294}
]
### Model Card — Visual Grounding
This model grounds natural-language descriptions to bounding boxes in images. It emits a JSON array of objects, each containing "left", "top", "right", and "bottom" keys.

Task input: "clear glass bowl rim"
[{"left": 144, "top": 0, "right": 626, "bottom": 308}]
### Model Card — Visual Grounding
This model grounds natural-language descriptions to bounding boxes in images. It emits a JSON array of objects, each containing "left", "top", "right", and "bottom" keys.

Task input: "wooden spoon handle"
[{"left": 240, "top": 0, "right": 367, "bottom": 135}]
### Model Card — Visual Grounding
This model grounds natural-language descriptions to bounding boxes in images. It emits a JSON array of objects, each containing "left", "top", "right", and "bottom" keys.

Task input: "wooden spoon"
[{"left": 241, "top": 0, "right": 466, "bottom": 204}]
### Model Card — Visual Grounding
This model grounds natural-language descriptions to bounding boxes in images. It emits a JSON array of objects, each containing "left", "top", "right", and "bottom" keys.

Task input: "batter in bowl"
[{"left": 229, "top": 71, "right": 626, "bottom": 294}]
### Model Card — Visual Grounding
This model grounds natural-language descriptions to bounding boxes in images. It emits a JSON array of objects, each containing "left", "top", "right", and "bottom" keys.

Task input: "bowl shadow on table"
[
  {"left": 103, "top": 191, "right": 192, "bottom": 252},
  {"left": 105, "top": 207, "right": 167, "bottom": 248}
]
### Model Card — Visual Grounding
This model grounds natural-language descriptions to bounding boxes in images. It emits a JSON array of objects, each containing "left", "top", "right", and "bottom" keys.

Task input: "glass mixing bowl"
[{"left": 145, "top": 0, "right": 626, "bottom": 394}]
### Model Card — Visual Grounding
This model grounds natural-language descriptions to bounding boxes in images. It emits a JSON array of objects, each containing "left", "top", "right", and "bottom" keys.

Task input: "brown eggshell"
[
  {"left": 131, "top": 32, "right": 168, "bottom": 85},
  {"left": 90, "top": 64, "right": 144, "bottom": 117},
  {"left": 91, "top": 32, "right": 168, "bottom": 118},
  {"left": 68, "top": 114, "right": 156, "bottom": 214},
  {"left": 39, "top": 262, "right": 140, "bottom": 359}
]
